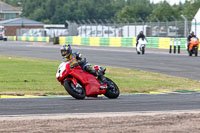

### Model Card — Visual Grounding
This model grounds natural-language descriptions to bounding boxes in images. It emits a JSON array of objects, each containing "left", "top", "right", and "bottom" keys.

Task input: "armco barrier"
[
  {"left": 59, "top": 36, "right": 187, "bottom": 49},
  {"left": 11, "top": 36, "right": 50, "bottom": 42},
  {"left": 121, "top": 37, "right": 135, "bottom": 47},
  {"left": 7, "top": 36, "right": 17, "bottom": 41},
  {"left": 146, "top": 37, "right": 159, "bottom": 48},
  {"left": 90, "top": 37, "right": 100, "bottom": 46},
  {"left": 6, "top": 36, "right": 189, "bottom": 50},
  {"left": 158, "top": 38, "right": 170, "bottom": 49},
  {"left": 100, "top": 38, "right": 110, "bottom": 46}
]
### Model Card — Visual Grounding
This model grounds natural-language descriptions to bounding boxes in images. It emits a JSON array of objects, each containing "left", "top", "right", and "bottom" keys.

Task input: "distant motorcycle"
[
  {"left": 136, "top": 38, "right": 147, "bottom": 54},
  {"left": 56, "top": 61, "right": 120, "bottom": 99},
  {"left": 188, "top": 37, "right": 199, "bottom": 56}
]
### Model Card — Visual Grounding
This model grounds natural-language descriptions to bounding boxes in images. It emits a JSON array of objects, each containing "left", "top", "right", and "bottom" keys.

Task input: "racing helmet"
[
  {"left": 190, "top": 31, "right": 194, "bottom": 35},
  {"left": 60, "top": 44, "right": 72, "bottom": 58}
]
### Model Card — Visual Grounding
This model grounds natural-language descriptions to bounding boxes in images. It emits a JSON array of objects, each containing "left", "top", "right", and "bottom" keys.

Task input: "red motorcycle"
[{"left": 56, "top": 61, "right": 120, "bottom": 99}]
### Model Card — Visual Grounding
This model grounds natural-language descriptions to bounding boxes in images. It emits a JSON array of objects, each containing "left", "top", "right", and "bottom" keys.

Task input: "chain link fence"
[
  {"left": 17, "top": 28, "right": 68, "bottom": 38},
  {"left": 16, "top": 17, "right": 195, "bottom": 38},
  {"left": 68, "top": 19, "right": 192, "bottom": 38}
]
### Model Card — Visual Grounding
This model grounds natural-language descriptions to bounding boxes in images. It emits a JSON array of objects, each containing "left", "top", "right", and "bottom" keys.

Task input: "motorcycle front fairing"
[
  {"left": 137, "top": 38, "right": 147, "bottom": 52},
  {"left": 189, "top": 37, "right": 199, "bottom": 50},
  {"left": 57, "top": 62, "right": 106, "bottom": 96},
  {"left": 69, "top": 67, "right": 106, "bottom": 96},
  {"left": 56, "top": 62, "right": 69, "bottom": 83}
]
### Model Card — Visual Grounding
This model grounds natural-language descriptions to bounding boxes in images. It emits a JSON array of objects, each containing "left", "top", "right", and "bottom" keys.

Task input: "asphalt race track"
[
  {"left": 0, "top": 94, "right": 200, "bottom": 115},
  {"left": 0, "top": 41, "right": 200, "bottom": 115}
]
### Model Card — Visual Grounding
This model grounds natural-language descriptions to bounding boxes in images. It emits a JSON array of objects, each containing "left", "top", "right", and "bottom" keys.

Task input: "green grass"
[{"left": 1, "top": 55, "right": 200, "bottom": 95}]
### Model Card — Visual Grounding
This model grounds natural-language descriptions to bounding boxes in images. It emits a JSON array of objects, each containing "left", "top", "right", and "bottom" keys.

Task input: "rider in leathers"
[
  {"left": 136, "top": 31, "right": 146, "bottom": 47},
  {"left": 60, "top": 44, "right": 106, "bottom": 84},
  {"left": 187, "top": 31, "right": 196, "bottom": 51}
]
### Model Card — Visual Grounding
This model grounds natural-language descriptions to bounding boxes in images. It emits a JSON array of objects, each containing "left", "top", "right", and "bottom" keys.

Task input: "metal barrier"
[
  {"left": 66, "top": 17, "right": 193, "bottom": 38},
  {"left": 58, "top": 36, "right": 187, "bottom": 50}
]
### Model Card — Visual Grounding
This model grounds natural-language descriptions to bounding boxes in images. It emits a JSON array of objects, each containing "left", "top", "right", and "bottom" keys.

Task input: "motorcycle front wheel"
[
  {"left": 189, "top": 50, "right": 192, "bottom": 56},
  {"left": 142, "top": 47, "right": 145, "bottom": 54},
  {"left": 195, "top": 48, "right": 198, "bottom": 56},
  {"left": 104, "top": 78, "right": 120, "bottom": 99},
  {"left": 64, "top": 79, "right": 86, "bottom": 99}
]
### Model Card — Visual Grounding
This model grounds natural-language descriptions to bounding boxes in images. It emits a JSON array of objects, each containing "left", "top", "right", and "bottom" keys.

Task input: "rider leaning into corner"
[
  {"left": 187, "top": 31, "right": 197, "bottom": 51},
  {"left": 60, "top": 44, "right": 107, "bottom": 84},
  {"left": 136, "top": 31, "right": 147, "bottom": 47}
]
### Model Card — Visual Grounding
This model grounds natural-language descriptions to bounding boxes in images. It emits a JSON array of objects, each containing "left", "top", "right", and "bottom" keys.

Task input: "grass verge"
[{"left": 0, "top": 55, "right": 200, "bottom": 95}]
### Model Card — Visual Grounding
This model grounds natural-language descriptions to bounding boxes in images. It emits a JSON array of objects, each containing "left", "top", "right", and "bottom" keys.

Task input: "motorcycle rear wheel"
[
  {"left": 104, "top": 78, "right": 120, "bottom": 99},
  {"left": 64, "top": 79, "right": 86, "bottom": 99},
  {"left": 189, "top": 50, "right": 192, "bottom": 56}
]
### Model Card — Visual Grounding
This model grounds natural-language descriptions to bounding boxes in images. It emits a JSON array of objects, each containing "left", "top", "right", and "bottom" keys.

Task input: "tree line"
[{"left": 3, "top": 0, "right": 200, "bottom": 24}]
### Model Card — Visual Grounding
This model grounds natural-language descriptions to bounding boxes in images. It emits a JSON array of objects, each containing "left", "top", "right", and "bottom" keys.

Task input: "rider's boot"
[
  {"left": 88, "top": 69, "right": 106, "bottom": 83},
  {"left": 89, "top": 69, "right": 98, "bottom": 76},
  {"left": 99, "top": 74, "right": 115, "bottom": 89},
  {"left": 95, "top": 70, "right": 108, "bottom": 89},
  {"left": 98, "top": 74, "right": 106, "bottom": 85},
  {"left": 86, "top": 66, "right": 107, "bottom": 89}
]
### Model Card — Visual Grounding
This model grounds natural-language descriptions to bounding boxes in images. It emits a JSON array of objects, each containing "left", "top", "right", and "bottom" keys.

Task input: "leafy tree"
[
  {"left": 2, "top": 0, "right": 22, "bottom": 6},
  {"left": 4, "top": 0, "right": 200, "bottom": 24},
  {"left": 149, "top": 1, "right": 178, "bottom": 21},
  {"left": 180, "top": 0, "right": 200, "bottom": 20},
  {"left": 115, "top": 0, "right": 153, "bottom": 22}
]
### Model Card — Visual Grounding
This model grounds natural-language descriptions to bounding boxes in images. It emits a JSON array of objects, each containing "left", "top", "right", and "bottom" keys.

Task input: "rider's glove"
[{"left": 70, "top": 64, "right": 74, "bottom": 68}]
